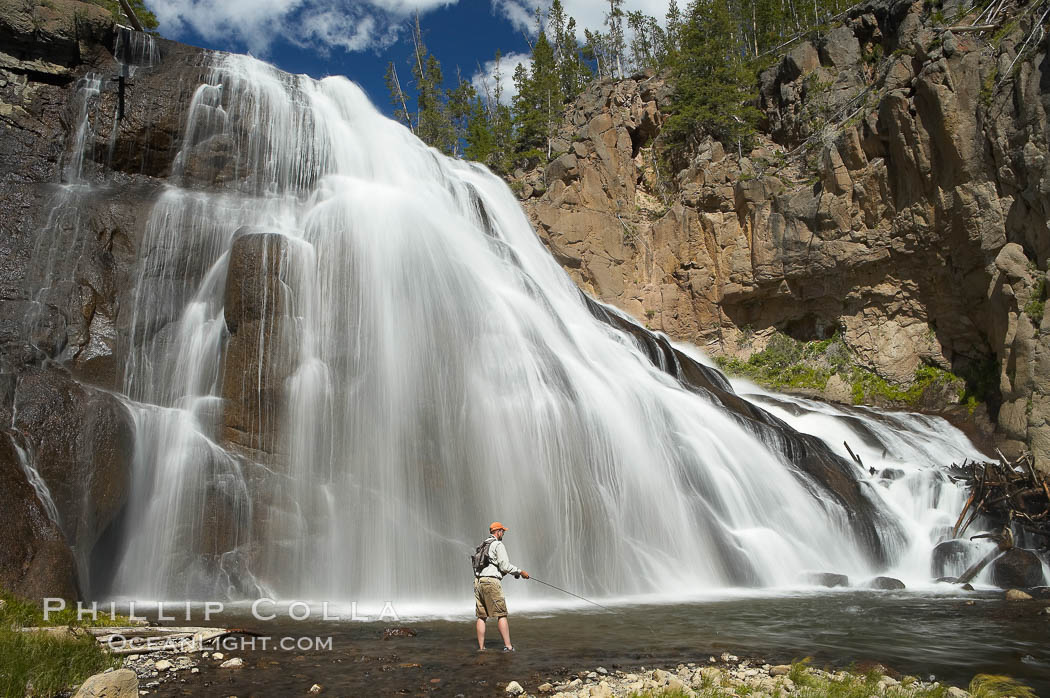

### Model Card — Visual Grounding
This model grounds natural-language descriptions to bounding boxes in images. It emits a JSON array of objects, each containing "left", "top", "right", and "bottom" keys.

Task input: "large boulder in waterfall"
[
  {"left": 804, "top": 572, "right": 849, "bottom": 587},
  {"left": 865, "top": 576, "right": 906, "bottom": 590},
  {"left": 0, "top": 431, "right": 78, "bottom": 599},
  {"left": 990, "top": 549, "right": 1046, "bottom": 589},
  {"left": 224, "top": 229, "right": 294, "bottom": 334},
  {"left": 221, "top": 230, "right": 300, "bottom": 455},
  {"left": 931, "top": 539, "right": 981, "bottom": 579},
  {"left": 11, "top": 368, "right": 134, "bottom": 594}
]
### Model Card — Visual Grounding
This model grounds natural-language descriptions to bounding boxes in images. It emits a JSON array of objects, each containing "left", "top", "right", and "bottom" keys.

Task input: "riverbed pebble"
[
  {"left": 220, "top": 658, "right": 244, "bottom": 669},
  {"left": 1006, "top": 589, "right": 1033, "bottom": 601},
  {"left": 505, "top": 680, "right": 524, "bottom": 695},
  {"left": 535, "top": 657, "right": 977, "bottom": 698}
]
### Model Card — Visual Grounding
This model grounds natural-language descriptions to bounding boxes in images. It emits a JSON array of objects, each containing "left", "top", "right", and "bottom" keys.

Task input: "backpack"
[{"left": 471, "top": 536, "right": 496, "bottom": 576}]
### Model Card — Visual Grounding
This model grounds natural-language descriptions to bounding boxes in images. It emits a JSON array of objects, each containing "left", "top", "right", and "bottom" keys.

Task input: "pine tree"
[
  {"left": 562, "top": 17, "right": 589, "bottom": 98},
  {"left": 384, "top": 61, "right": 412, "bottom": 130},
  {"left": 464, "top": 96, "right": 496, "bottom": 165},
  {"left": 512, "top": 30, "right": 563, "bottom": 164},
  {"left": 92, "top": 0, "right": 159, "bottom": 29},
  {"left": 582, "top": 28, "right": 610, "bottom": 79},
  {"left": 409, "top": 15, "right": 455, "bottom": 153},
  {"left": 664, "top": 0, "right": 760, "bottom": 151},
  {"left": 627, "top": 11, "right": 666, "bottom": 72},
  {"left": 664, "top": 0, "right": 683, "bottom": 63},
  {"left": 446, "top": 70, "right": 476, "bottom": 157},
  {"left": 604, "top": 0, "right": 626, "bottom": 78}
]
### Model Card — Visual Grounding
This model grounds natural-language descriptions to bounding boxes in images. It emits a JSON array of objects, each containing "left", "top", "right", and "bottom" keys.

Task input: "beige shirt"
[{"left": 477, "top": 537, "right": 521, "bottom": 579}]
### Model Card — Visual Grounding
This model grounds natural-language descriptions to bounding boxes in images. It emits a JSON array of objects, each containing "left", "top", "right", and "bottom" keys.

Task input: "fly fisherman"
[{"left": 473, "top": 521, "right": 529, "bottom": 652}]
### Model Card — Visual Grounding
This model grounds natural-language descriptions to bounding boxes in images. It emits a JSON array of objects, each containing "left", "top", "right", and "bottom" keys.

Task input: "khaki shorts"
[{"left": 474, "top": 577, "right": 507, "bottom": 619}]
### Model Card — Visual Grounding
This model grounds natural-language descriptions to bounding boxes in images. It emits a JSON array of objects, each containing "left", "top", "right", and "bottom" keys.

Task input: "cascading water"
[
  {"left": 729, "top": 382, "right": 998, "bottom": 585},
  {"left": 78, "top": 50, "right": 995, "bottom": 607}
]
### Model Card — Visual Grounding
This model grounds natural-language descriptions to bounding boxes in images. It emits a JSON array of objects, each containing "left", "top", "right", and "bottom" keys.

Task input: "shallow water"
[{"left": 146, "top": 592, "right": 1049, "bottom": 696}]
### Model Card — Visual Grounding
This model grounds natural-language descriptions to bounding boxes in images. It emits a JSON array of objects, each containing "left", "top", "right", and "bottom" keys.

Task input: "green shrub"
[
  {"left": 848, "top": 364, "right": 959, "bottom": 406},
  {"left": 1024, "top": 277, "right": 1046, "bottom": 323}
]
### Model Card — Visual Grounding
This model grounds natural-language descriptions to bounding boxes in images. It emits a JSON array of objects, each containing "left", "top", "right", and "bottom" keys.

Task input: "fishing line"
[{"left": 527, "top": 575, "right": 620, "bottom": 614}]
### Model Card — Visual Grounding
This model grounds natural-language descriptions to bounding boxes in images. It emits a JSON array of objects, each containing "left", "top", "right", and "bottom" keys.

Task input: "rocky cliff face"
[
  {"left": 516, "top": 0, "right": 1050, "bottom": 471},
  {"left": 0, "top": 0, "right": 205, "bottom": 597}
]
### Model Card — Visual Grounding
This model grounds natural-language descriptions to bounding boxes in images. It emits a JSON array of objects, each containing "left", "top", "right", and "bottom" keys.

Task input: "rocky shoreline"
[
  {"left": 91, "top": 649, "right": 1004, "bottom": 698},
  {"left": 517, "top": 654, "right": 982, "bottom": 698}
]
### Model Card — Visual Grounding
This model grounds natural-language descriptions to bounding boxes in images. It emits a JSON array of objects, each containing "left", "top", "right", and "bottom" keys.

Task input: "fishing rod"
[{"left": 526, "top": 576, "right": 620, "bottom": 614}]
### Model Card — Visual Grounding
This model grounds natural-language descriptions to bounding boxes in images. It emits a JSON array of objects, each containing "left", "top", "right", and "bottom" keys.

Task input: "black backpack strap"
[{"left": 475, "top": 536, "right": 496, "bottom": 578}]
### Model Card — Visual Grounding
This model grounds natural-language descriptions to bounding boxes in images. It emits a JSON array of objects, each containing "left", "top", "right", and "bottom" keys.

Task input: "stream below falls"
[{"left": 132, "top": 593, "right": 1049, "bottom": 696}]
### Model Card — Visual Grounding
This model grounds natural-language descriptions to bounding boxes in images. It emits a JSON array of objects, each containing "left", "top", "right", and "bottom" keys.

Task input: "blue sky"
[{"left": 146, "top": 0, "right": 672, "bottom": 116}]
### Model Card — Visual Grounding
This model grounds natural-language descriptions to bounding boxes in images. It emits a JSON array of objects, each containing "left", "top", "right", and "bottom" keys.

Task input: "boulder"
[
  {"left": 820, "top": 25, "right": 861, "bottom": 68},
  {"left": 866, "top": 576, "right": 906, "bottom": 590},
  {"left": 1004, "top": 589, "right": 1033, "bottom": 601},
  {"left": 73, "top": 668, "right": 139, "bottom": 698},
  {"left": 804, "top": 572, "right": 850, "bottom": 587},
  {"left": 545, "top": 153, "right": 579, "bottom": 184},
  {"left": 931, "top": 540, "right": 979, "bottom": 579},
  {"left": 990, "top": 549, "right": 1046, "bottom": 589}
]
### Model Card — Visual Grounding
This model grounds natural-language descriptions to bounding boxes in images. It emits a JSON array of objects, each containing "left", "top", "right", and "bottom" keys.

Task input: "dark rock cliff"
[
  {"left": 516, "top": 0, "right": 1050, "bottom": 472},
  {"left": 0, "top": 0, "right": 207, "bottom": 597}
]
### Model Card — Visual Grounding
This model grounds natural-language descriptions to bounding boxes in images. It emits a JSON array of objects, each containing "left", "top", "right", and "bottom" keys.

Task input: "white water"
[
  {"left": 31, "top": 51, "right": 986, "bottom": 606},
  {"left": 735, "top": 383, "right": 999, "bottom": 587}
]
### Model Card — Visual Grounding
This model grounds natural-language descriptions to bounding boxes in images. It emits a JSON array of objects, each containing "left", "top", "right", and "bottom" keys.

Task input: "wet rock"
[
  {"left": 990, "top": 549, "right": 1046, "bottom": 589},
  {"left": 505, "top": 681, "right": 524, "bottom": 695},
  {"left": 866, "top": 576, "right": 906, "bottom": 590},
  {"left": 11, "top": 368, "right": 134, "bottom": 595},
  {"left": 1005, "top": 589, "right": 1033, "bottom": 601},
  {"left": 154, "top": 660, "right": 172, "bottom": 672},
  {"left": 538, "top": 683, "right": 553, "bottom": 694},
  {"left": 804, "top": 572, "right": 850, "bottom": 587},
  {"left": 0, "top": 430, "right": 77, "bottom": 599},
  {"left": 220, "top": 657, "right": 243, "bottom": 668},
  {"left": 73, "top": 668, "right": 138, "bottom": 698},
  {"left": 308, "top": 684, "right": 322, "bottom": 694},
  {"left": 931, "top": 540, "right": 979, "bottom": 579}
]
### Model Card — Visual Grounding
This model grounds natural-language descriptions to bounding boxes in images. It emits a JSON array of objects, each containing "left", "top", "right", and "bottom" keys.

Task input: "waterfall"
[
  {"left": 733, "top": 384, "right": 994, "bottom": 585},
  {"left": 77, "top": 51, "right": 992, "bottom": 606}
]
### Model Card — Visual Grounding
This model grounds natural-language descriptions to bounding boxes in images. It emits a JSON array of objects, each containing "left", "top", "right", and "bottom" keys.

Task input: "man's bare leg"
[
  {"left": 476, "top": 618, "right": 486, "bottom": 650},
  {"left": 497, "top": 617, "right": 512, "bottom": 649}
]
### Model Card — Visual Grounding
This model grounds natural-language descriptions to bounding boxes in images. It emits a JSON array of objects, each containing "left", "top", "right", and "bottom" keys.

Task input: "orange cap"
[{"left": 489, "top": 521, "right": 507, "bottom": 532}]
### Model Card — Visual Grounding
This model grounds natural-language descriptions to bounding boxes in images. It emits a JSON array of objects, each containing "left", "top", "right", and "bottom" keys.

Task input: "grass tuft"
[
  {"left": 0, "top": 591, "right": 124, "bottom": 698},
  {"left": 968, "top": 674, "right": 1037, "bottom": 698}
]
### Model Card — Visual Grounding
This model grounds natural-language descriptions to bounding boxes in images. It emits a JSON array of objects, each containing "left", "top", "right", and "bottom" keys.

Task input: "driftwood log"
[
  {"left": 84, "top": 626, "right": 259, "bottom": 655},
  {"left": 948, "top": 452, "right": 1050, "bottom": 543}
]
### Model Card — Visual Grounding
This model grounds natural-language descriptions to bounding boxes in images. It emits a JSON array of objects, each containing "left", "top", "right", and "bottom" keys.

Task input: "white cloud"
[
  {"left": 151, "top": 0, "right": 458, "bottom": 56},
  {"left": 470, "top": 51, "right": 531, "bottom": 105},
  {"left": 492, "top": 0, "right": 672, "bottom": 37}
]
